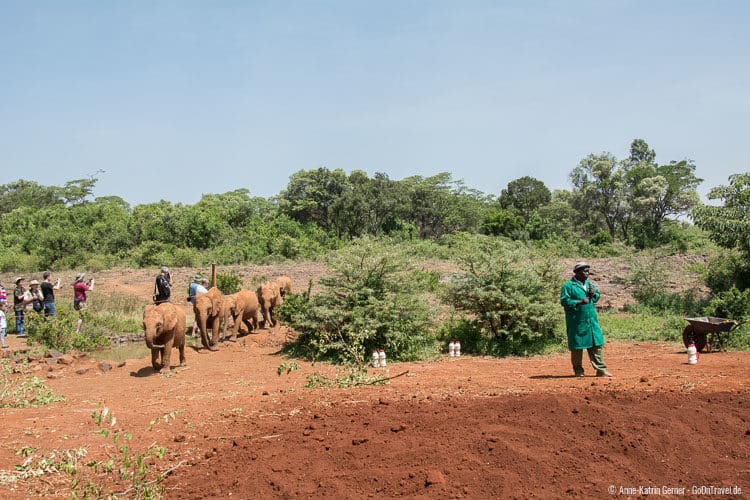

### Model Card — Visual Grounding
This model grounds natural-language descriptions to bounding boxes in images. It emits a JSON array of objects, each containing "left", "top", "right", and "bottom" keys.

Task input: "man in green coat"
[{"left": 560, "top": 262, "right": 613, "bottom": 377}]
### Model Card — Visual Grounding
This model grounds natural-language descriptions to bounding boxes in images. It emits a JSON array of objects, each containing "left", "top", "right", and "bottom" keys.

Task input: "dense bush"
[
  {"left": 442, "top": 236, "right": 562, "bottom": 355},
  {"left": 216, "top": 272, "right": 242, "bottom": 295},
  {"left": 26, "top": 310, "right": 109, "bottom": 353},
  {"left": 703, "top": 286, "right": 750, "bottom": 321},
  {"left": 280, "top": 238, "right": 437, "bottom": 364}
]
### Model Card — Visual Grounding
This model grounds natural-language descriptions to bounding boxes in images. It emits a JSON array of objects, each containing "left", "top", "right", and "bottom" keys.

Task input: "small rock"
[
  {"left": 44, "top": 358, "right": 58, "bottom": 366},
  {"left": 98, "top": 362, "right": 113, "bottom": 373},
  {"left": 262, "top": 390, "right": 269, "bottom": 396},
  {"left": 76, "top": 368, "right": 90, "bottom": 375},
  {"left": 117, "top": 361, "right": 126, "bottom": 368},
  {"left": 390, "top": 424, "right": 407, "bottom": 433},
  {"left": 425, "top": 470, "right": 446, "bottom": 486},
  {"left": 46, "top": 372, "right": 62, "bottom": 379},
  {"left": 640, "top": 376, "right": 649, "bottom": 383},
  {"left": 174, "top": 435, "right": 186, "bottom": 443},
  {"left": 45, "top": 349, "right": 64, "bottom": 359},
  {"left": 57, "top": 355, "right": 74, "bottom": 365},
  {"left": 351, "top": 438, "right": 369, "bottom": 446}
]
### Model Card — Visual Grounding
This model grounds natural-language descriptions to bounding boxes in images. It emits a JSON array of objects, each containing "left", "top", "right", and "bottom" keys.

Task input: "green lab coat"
[{"left": 560, "top": 277, "right": 604, "bottom": 350}]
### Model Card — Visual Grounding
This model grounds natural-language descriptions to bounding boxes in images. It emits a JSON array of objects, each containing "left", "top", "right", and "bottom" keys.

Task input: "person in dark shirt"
[
  {"left": 154, "top": 266, "right": 172, "bottom": 304},
  {"left": 40, "top": 271, "right": 61, "bottom": 318}
]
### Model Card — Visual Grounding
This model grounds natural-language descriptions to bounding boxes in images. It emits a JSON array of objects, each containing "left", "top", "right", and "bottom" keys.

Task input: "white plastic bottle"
[
  {"left": 454, "top": 340, "right": 461, "bottom": 357},
  {"left": 687, "top": 344, "right": 698, "bottom": 365},
  {"left": 448, "top": 341, "right": 455, "bottom": 357},
  {"left": 379, "top": 349, "right": 386, "bottom": 367},
  {"left": 372, "top": 349, "right": 380, "bottom": 368}
]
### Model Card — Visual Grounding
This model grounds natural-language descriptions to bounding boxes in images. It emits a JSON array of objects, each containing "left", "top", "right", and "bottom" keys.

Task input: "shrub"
[
  {"left": 280, "top": 238, "right": 437, "bottom": 365},
  {"left": 704, "top": 251, "right": 750, "bottom": 294},
  {"left": 590, "top": 230, "right": 613, "bottom": 246},
  {"left": 216, "top": 272, "right": 242, "bottom": 295},
  {"left": 441, "top": 236, "right": 561, "bottom": 355},
  {"left": 26, "top": 310, "right": 109, "bottom": 353},
  {"left": 703, "top": 286, "right": 750, "bottom": 321}
]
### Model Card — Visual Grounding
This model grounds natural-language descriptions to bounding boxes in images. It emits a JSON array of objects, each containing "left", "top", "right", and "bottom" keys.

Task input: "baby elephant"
[{"left": 143, "top": 303, "right": 187, "bottom": 372}]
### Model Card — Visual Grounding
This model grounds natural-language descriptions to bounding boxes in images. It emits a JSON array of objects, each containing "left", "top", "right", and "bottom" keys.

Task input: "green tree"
[
  {"left": 569, "top": 153, "right": 624, "bottom": 238},
  {"left": 692, "top": 173, "right": 750, "bottom": 255},
  {"left": 499, "top": 176, "right": 551, "bottom": 222},
  {"left": 0, "top": 180, "right": 63, "bottom": 215}
]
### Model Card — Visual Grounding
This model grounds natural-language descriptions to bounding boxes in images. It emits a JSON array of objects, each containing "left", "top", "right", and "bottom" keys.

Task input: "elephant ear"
[{"left": 162, "top": 306, "right": 178, "bottom": 331}]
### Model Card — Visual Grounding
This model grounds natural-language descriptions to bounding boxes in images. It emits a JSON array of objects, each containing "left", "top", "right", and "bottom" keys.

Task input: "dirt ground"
[{"left": 1, "top": 257, "right": 748, "bottom": 499}]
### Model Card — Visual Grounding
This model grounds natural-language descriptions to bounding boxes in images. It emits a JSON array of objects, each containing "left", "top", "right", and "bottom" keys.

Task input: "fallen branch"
[
  {"left": 116, "top": 460, "right": 187, "bottom": 497},
  {"left": 356, "top": 370, "right": 410, "bottom": 386}
]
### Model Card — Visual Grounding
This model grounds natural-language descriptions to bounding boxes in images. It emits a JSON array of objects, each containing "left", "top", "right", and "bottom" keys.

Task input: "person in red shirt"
[{"left": 73, "top": 273, "right": 95, "bottom": 333}]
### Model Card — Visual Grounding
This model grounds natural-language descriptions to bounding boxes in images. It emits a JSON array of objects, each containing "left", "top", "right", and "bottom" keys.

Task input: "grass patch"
[
  {"left": 0, "top": 360, "right": 65, "bottom": 408},
  {"left": 598, "top": 311, "right": 686, "bottom": 343}
]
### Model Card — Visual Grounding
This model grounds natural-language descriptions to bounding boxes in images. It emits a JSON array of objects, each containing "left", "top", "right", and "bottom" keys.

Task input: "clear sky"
[{"left": 1, "top": 1, "right": 748, "bottom": 206}]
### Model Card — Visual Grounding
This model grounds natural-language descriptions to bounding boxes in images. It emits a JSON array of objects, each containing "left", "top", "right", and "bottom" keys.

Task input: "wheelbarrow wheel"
[{"left": 682, "top": 325, "right": 707, "bottom": 352}]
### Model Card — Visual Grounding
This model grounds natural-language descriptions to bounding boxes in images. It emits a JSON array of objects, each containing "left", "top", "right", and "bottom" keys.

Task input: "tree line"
[{"left": 0, "top": 138, "right": 746, "bottom": 275}]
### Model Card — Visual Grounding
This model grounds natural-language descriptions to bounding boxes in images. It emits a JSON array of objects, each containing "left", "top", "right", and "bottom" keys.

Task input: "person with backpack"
[
  {"left": 154, "top": 266, "right": 172, "bottom": 304},
  {"left": 25, "top": 280, "right": 45, "bottom": 315}
]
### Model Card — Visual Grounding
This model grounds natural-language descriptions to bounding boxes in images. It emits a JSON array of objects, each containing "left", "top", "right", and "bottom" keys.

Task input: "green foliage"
[
  {"left": 303, "top": 367, "right": 388, "bottom": 388},
  {"left": 280, "top": 238, "right": 437, "bottom": 364},
  {"left": 499, "top": 176, "right": 552, "bottom": 222},
  {"left": 692, "top": 172, "right": 750, "bottom": 256},
  {"left": 703, "top": 286, "right": 750, "bottom": 321},
  {"left": 703, "top": 251, "right": 750, "bottom": 293},
  {"left": 598, "top": 311, "right": 686, "bottom": 343},
  {"left": 26, "top": 310, "right": 110, "bottom": 353},
  {"left": 0, "top": 360, "right": 66, "bottom": 408},
  {"left": 215, "top": 272, "right": 242, "bottom": 295},
  {"left": 590, "top": 230, "right": 613, "bottom": 246},
  {"left": 276, "top": 361, "right": 301, "bottom": 376},
  {"left": 70, "top": 406, "right": 167, "bottom": 499},
  {"left": 442, "top": 236, "right": 561, "bottom": 355}
]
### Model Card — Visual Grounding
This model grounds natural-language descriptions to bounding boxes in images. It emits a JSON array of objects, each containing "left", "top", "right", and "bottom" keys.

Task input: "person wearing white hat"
[
  {"left": 560, "top": 262, "right": 612, "bottom": 377},
  {"left": 24, "top": 280, "right": 45, "bottom": 314}
]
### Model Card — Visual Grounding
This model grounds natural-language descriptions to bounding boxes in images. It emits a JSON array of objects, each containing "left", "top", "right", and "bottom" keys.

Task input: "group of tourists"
[{"left": 0, "top": 272, "right": 95, "bottom": 348}]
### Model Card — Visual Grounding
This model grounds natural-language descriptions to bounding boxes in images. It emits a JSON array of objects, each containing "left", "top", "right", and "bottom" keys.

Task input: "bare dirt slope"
[{"left": 2, "top": 256, "right": 747, "bottom": 499}]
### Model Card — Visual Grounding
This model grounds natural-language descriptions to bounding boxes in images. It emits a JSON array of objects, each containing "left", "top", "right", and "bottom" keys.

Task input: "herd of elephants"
[{"left": 142, "top": 276, "right": 292, "bottom": 372}]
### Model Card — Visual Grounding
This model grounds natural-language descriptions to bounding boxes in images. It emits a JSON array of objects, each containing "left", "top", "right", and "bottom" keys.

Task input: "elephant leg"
[
  {"left": 178, "top": 338, "right": 186, "bottom": 366},
  {"left": 229, "top": 309, "right": 241, "bottom": 341},
  {"left": 162, "top": 339, "right": 174, "bottom": 370},
  {"left": 243, "top": 318, "right": 254, "bottom": 334},
  {"left": 208, "top": 317, "right": 220, "bottom": 351},
  {"left": 151, "top": 348, "right": 161, "bottom": 371}
]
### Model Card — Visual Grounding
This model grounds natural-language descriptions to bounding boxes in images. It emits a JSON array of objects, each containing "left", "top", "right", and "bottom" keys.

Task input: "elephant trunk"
[{"left": 145, "top": 335, "right": 165, "bottom": 350}]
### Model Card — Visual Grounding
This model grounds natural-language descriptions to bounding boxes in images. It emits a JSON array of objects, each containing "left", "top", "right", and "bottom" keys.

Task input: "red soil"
[{"left": 1, "top": 334, "right": 747, "bottom": 499}]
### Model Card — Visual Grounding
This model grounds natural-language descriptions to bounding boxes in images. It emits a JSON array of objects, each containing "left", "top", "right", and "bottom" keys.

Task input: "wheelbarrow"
[{"left": 682, "top": 317, "right": 749, "bottom": 352}]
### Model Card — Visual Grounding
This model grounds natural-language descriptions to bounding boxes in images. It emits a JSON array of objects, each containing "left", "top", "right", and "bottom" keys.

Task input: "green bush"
[
  {"left": 280, "top": 238, "right": 438, "bottom": 364},
  {"left": 441, "top": 236, "right": 561, "bottom": 355},
  {"left": 590, "top": 230, "right": 613, "bottom": 246},
  {"left": 216, "top": 272, "right": 242, "bottom": 295},
  {"left": 26, "top": 310, "right": 109, "bottom": 353},
  {"left": 703, "top": 286, "right": 750, "bottom": 321},
  {"left": 704, "top": 251, "right": 750, "bottom": 293}
]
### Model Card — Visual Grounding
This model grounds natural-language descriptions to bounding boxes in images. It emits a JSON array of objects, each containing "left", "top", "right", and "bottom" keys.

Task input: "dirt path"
[{"left": 1, "top": 333, "right": 747, "bottom": 498}]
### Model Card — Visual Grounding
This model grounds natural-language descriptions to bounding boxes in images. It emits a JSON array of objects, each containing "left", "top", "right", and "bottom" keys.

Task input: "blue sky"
[{"left": 1, "top": 1, "right": 748, "bottom": 206}]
